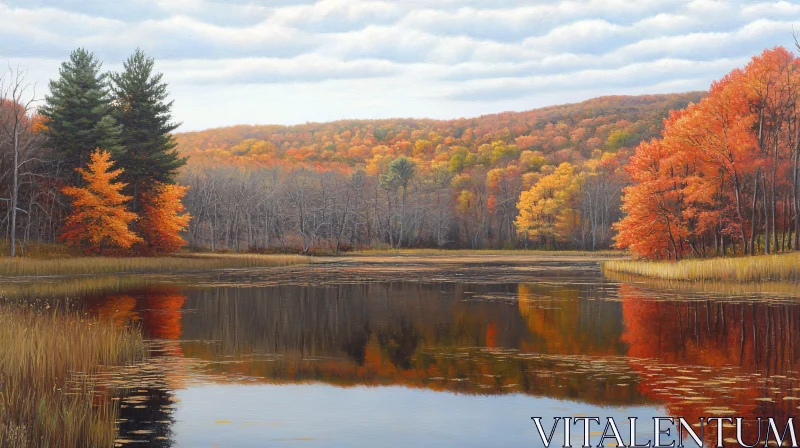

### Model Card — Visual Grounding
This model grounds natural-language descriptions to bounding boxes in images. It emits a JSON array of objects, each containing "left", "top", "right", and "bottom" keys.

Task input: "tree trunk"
[
  {"left": 750, "top": 168, "right": 760, "bottom": 255},
  {"left": 10, "top": 127, "right": 19, "bottom": 257},
  {"left": 762, "top": 175, "right": 770, "bottom": 254}
]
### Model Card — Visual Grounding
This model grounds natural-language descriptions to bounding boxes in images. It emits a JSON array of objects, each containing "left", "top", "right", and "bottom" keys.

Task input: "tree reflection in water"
[
  {"left": 620, "top": 283, "right": 800, "bottom": 445},
  {"left": 83, "top": 278, "right": 800, "bottom": 447}
]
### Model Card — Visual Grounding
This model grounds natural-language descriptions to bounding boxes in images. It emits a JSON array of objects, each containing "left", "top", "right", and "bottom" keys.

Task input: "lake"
[{"left": 36, "top": 258, "right": 800, "bottom": 447}]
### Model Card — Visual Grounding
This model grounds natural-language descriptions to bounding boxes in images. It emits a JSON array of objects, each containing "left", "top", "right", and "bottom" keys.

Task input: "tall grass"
[
  {"left": 0, "top": 303, "right": 146, "bottom": 447},
  {"left": 0, "top": 253, "right": 310, "bottom": 277},
  {"left": 604, "top": 270, "right": 800, "bottom": 299},
  {"left": 0, "top": 240, "right": 80, "bottom": 259},
  {"left": 0, "top": 276, "right": 150, "bottom": 300},
  {"left": 603, "top": 252, "right": 800, "bottom": 282}
]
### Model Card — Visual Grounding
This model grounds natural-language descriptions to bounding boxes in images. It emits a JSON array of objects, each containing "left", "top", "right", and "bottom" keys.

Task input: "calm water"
[{"left": 53, "top": 260, "right": 800, "bottom": 446}]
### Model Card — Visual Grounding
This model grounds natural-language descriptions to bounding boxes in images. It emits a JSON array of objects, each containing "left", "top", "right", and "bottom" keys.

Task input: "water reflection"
[
  {"left": 620, "top": 284, "right": 800, "bottom": 445},
  {"left": 75, "top": 270, "right": 800, "bottom": 447}
]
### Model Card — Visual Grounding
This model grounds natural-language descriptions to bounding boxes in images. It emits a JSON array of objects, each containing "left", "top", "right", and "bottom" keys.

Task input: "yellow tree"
[
  {"left": 61, "top": 150, "right": 142, "bottom": 254},
  {"left": 136, "top": 183, "right": 192, "bottom": 255},
  {"left": 515, "top": 162, "right": 581, "bottom": 248}
]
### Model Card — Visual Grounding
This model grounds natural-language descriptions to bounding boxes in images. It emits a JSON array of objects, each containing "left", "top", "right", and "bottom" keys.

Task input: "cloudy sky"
[{"left": 1, "top": 0, "right": 798, "bottom": 131}]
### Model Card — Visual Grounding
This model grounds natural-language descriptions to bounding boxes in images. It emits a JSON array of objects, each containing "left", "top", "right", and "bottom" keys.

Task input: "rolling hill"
[{"left": 175, "top": 92, "right": 707, "bottom": 173}]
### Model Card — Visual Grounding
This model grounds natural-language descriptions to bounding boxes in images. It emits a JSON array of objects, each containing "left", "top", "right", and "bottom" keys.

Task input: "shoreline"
[
  {"left": 0, "top": 249, "right": 627, "bottom": 278},
  {"left": 0, "top": 253, "right": 310, "bottom": 277},
  {"left": 603, "top": 253, "right": 800, "bottom": 282}
]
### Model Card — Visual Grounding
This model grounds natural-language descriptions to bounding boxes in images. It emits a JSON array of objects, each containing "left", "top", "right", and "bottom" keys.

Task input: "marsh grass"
[
  {"left": 605, "top": 270, "right": 800, "bottom": 300},
  {"left": 0, "top": 253, "right": 310, "bottom": 277},
  {"left": 352, "top": 248, "right": 625, "bottom": 257},
  {"left": 0, "top": 275, "right": 151, "bottom": 300},
  {"left": 0, "top": 240, "right": 81, "bottom": 259},
  {"left": 603, "top": 252, "right": 800, "bottom": 282},
  {"left": 0, "top": 303, "right": 146, "bottom": 447}
]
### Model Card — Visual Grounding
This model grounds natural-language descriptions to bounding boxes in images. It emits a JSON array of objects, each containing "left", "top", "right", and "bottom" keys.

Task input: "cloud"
[
  {"left": 444, "top": 57, "right": 747, "bottom": 101},
  {"left": 161, "top": 55, "right": 402, "bottom": 85},
  {"left": 272, "top": 0, "right": 402, "bottom": 32},
  {"left": 1, "top": 0, "right": 797, "bottom": 130}
]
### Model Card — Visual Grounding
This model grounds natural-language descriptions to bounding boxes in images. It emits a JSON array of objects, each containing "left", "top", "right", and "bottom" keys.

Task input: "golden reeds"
[
  {"left": 604, "top": 270, "right": 800, "bottom": 300},
  {"left": 0, "top": 275, "right": 151, "bottom": 300},
  {"left": 0, "top": 240, "right": 81, "bottom": 259},
  {"left": 351, "top": 248, "right": 625, "bottom": 257},
  {"left": 0, "top": 253, "right": 310, "bottom": 277},
  {"left": 0, "top": 303, "right": 146, "bottom": 447},
  {"left": 603, "top": 252, "right": 800, "bottom": 282}
]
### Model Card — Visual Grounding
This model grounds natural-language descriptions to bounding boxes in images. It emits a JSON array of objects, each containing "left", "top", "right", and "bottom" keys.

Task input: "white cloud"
[
  {"left": 160, "top": 55, "right": 402, "bottom": 84},
  {"left": 445, "top": 57, "right": 748, "bottom": 101},
  {"left": 0, "top": 0, "right": 797, "bottom": 130}
]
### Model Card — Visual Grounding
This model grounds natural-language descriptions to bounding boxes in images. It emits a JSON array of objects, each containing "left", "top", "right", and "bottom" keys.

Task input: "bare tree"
[{"left": 0, "top": 66, "right": 43, "bottom": 257}]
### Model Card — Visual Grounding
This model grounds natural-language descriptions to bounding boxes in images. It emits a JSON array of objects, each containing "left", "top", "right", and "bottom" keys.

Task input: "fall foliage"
[
  {"left": 60, "top": 150, "right": 142, "bottom": 254},
  {"left": 616, "top": 46, "right": 800, "bottom": 259},
  {"left": 1, "top": 48, "right": 186, "bottom": 257},
  {"left": 10, "top": 45, "right": 800, "bottom": 256},
  {"left": 515, "top": 162, "right": 582, "bottom": 248},
  {"left": 177, "top": 93, "right": 701, "bottom": 251},
  {"left": 136, "top": 183, "right": 191, "bottom": 255}
]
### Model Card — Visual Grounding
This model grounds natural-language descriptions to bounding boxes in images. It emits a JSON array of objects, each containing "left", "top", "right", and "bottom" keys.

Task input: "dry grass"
[
  {"left": 0, "top": 303, "right": 146, "bottom": 447},
  {"left": 603, "top": 252, "right": 800, "bottom": 282},
  {"left": 351, "top": 248, "right": 625, "bottom": 258},
  {"left": 0, "top": 253, "right": 310, "bottom": 277},
  {"left": 0, "top": 240, "right": 81, "bottom": 259},
  {"left": 604, "top": 270, "right": 800, "bottom": 299},
  {"left": 0, "top": 276, "right": 151, "bottom": 300}
]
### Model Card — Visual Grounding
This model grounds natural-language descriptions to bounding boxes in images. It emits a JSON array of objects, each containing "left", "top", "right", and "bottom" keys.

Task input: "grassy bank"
[
  {"left": 604, "top": 252, "right": 800, "bottom": 282},
  {"left": 605, "top": 270, "right": 800, "bottom": 300},
  {"left": 352, "top": 248, "right": 625, "bottom": 257},
  {"left": 0, "top": 253, "right": 310, "bottom": 277},
  {"left": 0, "top": 304, "right": 146, "bottom": 447},
  {"left": 0, "top": 275, "right": 151, "bottom": 300},
  {"left": 0, "top": 241, "right": 80, "bottom": 259}
]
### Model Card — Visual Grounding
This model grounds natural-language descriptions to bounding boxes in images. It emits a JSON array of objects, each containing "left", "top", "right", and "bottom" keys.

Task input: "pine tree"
[
  {"left": 61, "top": 150, "right": 142, "bottom": 254},
  {"left": 111, "top": 49, "right": 186, "bottom": 210},
  {"left": 136, "top": 183, "right": 191, "bottom": 255},
  {"left": 39, "top": 48, "right": 122, "bottom": 178}
]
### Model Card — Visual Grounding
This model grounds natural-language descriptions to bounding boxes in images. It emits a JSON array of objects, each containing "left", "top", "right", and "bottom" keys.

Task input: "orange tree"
[
  {"left": 136, "top": 183, "right": 191, "bottom": 255},
  {"left": 615, "top": 47, "right": 800, "bottom": 259},
  {"left": 60, "top": 150, "right": 142, "bottom": 253}
]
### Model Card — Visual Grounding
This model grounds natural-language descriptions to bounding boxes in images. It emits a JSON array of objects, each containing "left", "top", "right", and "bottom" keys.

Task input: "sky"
[{"left": 1, "top": 0, "right": 798, "bottom": 131}]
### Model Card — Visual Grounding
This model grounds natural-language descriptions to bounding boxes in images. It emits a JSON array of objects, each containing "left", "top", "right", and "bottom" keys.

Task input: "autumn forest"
[{"left": 2, "top": 45, "right": 800, "bottom": 259}]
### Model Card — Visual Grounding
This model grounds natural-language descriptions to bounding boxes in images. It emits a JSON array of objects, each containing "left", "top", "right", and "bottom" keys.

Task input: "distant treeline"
[
  {"left": 178, "top": 94, "right": 704, "bottom": 252},
  {"left": 179, "top": 46, "right": 800, "bottom": 258}
]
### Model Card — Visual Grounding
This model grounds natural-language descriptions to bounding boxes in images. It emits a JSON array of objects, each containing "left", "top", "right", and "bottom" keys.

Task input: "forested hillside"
[
  {"left": 177, "top": 93, "right": 704, "bottom": 170},
  {"left": 176, "top": 93, "right": 705, "bottom": 251}
]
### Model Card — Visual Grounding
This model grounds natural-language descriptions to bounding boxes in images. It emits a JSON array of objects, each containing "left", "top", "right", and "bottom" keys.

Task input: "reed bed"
[
  {"left": 0, "top": 253, "right": 310, "bottom": 277},
  {"left": 0, "top": 303, "right": 146, "bottom": 447},
  {"left": 352, "top": 248, "right": 625, "bottom": 258},
  {"left": 0, "top": 276, "right": 151, "bottom": 301},
  {"left": 603, "top": 252, "right": 800, "bottom": 282},
  {"left": 605, "top": 269, "right": 800, "bottom": 299},
  {"left": 0, "top": 241, "right": 81, "bottom": 259}
]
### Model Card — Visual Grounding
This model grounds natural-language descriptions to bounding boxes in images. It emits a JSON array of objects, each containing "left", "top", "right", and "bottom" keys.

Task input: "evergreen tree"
[
  {"left": 111, "top": 48, "right": 186, "bottom": 209},
  {"left": 39, "top": 48, "right": 122, "bottom": 178}
]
